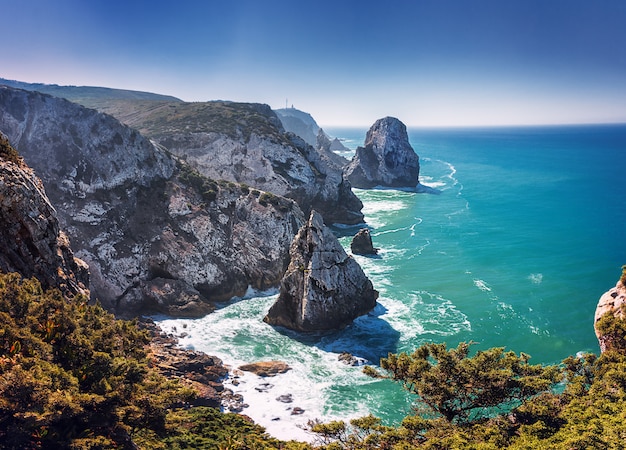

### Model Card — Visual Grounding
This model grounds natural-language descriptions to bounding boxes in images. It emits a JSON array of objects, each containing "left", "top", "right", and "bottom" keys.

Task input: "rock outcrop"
[
  {"left": 344, "top": 117, "right": 420, "bottom": 189},
  {"left": 114, "top": 101, "right": 364, "bottom": 225},
  {"left": 0, "top": 133, "right": 89, "bottom": 297},
  {"left": 350, "top": 228, "right": 378, "bottom": 255},
  {"left": 238, "top": 361, "right": 292, "bottom": 377},
  {"left": 594, "top": 271, "right": 626, "bottom": 352},
  {"left": 274, "top": 107, "right": 321, "bottom": 148},
  {"left": 0, "top": 86, "right": 303, "bottom": 317},
  {"left": 264, "top": 210, "right": 378, "bottom": 331}
]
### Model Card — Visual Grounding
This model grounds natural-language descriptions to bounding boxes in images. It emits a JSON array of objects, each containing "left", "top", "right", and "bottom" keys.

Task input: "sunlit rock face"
[
  {"left": 119, "top": 101, "right": 364, "bottom": 225},
  {"left": 344, "top": 116, "right": 420, "bottom": 189},
  {"left": 595, "top": 275, "right": 626, "bottom": 352},
  {"left": 264, "top": 210, "right": 378, "bottom": 331},
  {"left": 0, "top": 87, "right": 304, "bottom": 317}
]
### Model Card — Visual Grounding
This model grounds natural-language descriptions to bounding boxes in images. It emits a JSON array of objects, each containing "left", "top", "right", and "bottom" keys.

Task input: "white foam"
[
  {"left": 473, "top": 279, "right": 492, "bottom": 292},
  {"left": 155, "top": 295, "right": 385, "bottom": 442},
  {"left": 528, "top": 273, "right": 543, "bottom": 284}
]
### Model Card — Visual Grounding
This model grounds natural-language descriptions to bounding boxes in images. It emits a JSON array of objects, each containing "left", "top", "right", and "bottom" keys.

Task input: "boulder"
[
  {"left": 594, "top": 273, "right": 626, "bottom": 353},
  {"left": 344, "top": 117, "right": 420, "bottom": 188},
  {"left": 264, "top": 210, "right": 378, "bottom": 331},
  {"left": 238, "top": 361, "right": 292, "bottom": 377},
  {"left": 350, "top": 228, "right": 378, "bottom": 255}
]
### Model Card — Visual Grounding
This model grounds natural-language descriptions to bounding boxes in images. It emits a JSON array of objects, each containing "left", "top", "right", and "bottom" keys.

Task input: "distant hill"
[{"left": 0, "top": 77, "right": 182, "bottom": 112}]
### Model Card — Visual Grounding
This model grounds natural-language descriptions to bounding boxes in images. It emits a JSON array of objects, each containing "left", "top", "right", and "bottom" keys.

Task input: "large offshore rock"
[
  {"left": 0, "top": 133, "right": 89, "bottom": 297},
  {"left": 0, "top": 86, "right": 303, "bottom": 317},
  {"left": 264, "top": 210, "right": 378, "bottom": 331},
  {"left": 594, "top": 273, "right": 626, "bottom": 353},
  {"left": 344, "top": 116, "right": 420, "bottom": 188}
]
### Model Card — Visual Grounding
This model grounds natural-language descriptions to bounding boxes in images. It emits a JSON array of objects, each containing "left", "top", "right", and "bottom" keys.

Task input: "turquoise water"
[{"left": 157, "top": 124, "right": 626, "bottom": 440}]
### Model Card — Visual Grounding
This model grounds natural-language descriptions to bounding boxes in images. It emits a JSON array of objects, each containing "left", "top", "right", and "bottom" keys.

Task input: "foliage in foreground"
[
  {"left": 2, "top": 268, "right": 626, "bottom": 449},
  {"left": 312, "top": 330, "right": 626, "bottom": 449}
]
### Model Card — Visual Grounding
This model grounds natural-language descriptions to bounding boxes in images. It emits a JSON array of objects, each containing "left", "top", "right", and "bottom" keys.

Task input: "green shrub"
[{"left": 0, "top": 134, "right": 22, "bottom": 165}]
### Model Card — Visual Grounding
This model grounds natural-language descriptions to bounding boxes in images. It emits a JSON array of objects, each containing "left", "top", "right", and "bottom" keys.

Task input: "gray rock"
[
  {"left": 344, "top": 117, "right": 420, "bottom": 188},
  {"left": 118, "top": 101, "right": 364, "bottom": 225},
  {"left": 350, "top": 228, "right": 378, "bottom": 255},
  {"left": 0, "top": 86, "right": 303, "bottom": 316},
  {"left": 264, "top": 210, "right": 378, "bottom": 331},
  {"left": 0, "top": 133, "right": 89, "bottom": 297}
]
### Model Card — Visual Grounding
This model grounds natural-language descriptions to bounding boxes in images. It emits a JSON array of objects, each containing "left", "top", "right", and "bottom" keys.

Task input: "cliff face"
[
  {"left": 0, "top": 133, "right": 89, "bottom": 297},
  {"left": 85, "top": 100, "right": 363, "bottom": 225},
  {"left": 0, "top": 86, "right": 303, "bottom": 317},
  {"left": 594, "top": 274, "right": 626, "bottom": 352},
  {"left": 264, "top": 210, "right": 378, "bottom": 331},
  {"left": 344, "top": 117, "right": 420, "bottom": 189}
]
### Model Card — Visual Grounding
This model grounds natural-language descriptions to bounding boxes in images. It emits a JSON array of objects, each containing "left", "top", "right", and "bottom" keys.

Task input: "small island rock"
[
  {"left": 238, "top": 361, "right": 292, "bottom": 377},
  {"left": 350, "top": 228, "right": 378, "bottom": 255},
  {"left": 264, "top": 210, "right": 378, "bottom": 331},
  {"left": 344, "top": 117, "right": 420, "bottom": 189}
]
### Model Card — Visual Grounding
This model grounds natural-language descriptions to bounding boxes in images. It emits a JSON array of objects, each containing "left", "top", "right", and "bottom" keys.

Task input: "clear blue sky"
[{"left": 2, "top": 0, "right": 625, "bottom": 127}]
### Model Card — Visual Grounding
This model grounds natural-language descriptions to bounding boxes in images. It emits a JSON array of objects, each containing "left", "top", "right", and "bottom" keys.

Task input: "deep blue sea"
[{"left": 156, "top": 124, "right": 626, "bottom": 441}]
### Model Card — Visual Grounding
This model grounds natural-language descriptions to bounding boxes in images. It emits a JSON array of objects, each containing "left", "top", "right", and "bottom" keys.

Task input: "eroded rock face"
[
  {"left": 0, "top": 133, "right": 89, "bottom": 297},
  {"left": 344, "top": 116, "right": 420, "bottom": 188},
  {"left": 112, "top": 101, "right": 364, "bottom": 225},
  {"left": 264, "top": 210, "right": 378, "bottom": 331},
  {"left": 0, "top": 87, "right": 303, "bottom": 317},
  {"left": 594, "top": 275, "right": 626, "bottom": 353},
  {"left": 350, "top": 228, "right": 378, "bottom": 255}
]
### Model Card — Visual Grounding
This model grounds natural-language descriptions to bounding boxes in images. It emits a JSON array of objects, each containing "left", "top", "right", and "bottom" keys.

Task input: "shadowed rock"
[
  {"left": 350, "top": 228, "right": 378, "bottom": 255},
  {"left": 0, "top": 133, "right": 89, "bottom": 297}
]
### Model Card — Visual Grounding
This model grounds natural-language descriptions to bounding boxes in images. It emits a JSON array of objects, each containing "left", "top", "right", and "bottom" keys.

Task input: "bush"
[{"left": 0, "top": 272, "right": 194, "bottom": 448}]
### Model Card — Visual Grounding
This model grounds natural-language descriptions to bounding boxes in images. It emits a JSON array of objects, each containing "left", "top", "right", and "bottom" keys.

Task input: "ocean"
[{"left": 156, "top": 124, "right": 626, "bottom": 441}]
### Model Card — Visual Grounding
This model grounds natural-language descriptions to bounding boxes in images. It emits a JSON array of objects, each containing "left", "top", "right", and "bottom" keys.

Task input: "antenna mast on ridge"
[{"left": 285, "top": 98, "right": 288, "bottom": 109}]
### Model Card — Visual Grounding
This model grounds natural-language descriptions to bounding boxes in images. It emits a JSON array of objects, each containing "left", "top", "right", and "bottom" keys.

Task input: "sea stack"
[
  {"left": 344, "top": 116, "right": 420, "bottom": 189},
  {"left": 264, "top": 210, "right": 378, "bottom": 331},
  {"left": 350, "top": 228, "right": 378, "bottom": 256},
  {"left": 594, "top": 270, "right": 626, "bottom": 352}
]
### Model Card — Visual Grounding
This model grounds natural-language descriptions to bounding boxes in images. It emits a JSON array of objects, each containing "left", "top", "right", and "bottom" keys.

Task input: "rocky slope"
[
  {"left": 3, "top": 80, "right": 363, "bottom": 225},
  {"left": 109, "top": 100, "right": 364, "bottom": 225},
  {"left": 344, "top": 116, "right": 420, "bottom": 189},
  {"left": 264, "top": 210, "right": 378, "bottom": 331},
  {"left": 0, "top": 133, "right": 89, "bottom": 297},
  {"left": 0, "top": 86, "right": 303, "bottom": 317}
]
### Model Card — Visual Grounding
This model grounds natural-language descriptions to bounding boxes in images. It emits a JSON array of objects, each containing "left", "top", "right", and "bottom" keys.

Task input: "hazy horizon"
[{"left": 2, "top": 0, "right": 625, "bottom": 127}]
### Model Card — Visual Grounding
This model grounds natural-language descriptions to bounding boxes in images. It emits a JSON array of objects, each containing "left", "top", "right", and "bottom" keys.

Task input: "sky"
[{"left": 2, "top": 0, "right": 626, "bottom": 127}]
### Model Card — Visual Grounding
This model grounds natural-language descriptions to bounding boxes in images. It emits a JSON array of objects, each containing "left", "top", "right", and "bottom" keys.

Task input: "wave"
[{"left": 528, "top": 273, "right": 543, "bottom": 284}]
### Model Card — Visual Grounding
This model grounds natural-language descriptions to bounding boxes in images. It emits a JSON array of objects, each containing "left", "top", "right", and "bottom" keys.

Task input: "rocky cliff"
[
  {"left": 0, "top": 133, "right": 89, "bottom": 297},
  {"left": 264, "top": 210, "right": 378, "bottom": 331},
  {"left": 106, "top": 101, "right": 364, "bottom": 225},
  {"left": 0, "top": 86, "right": 303, "bottom": 317},
  {"left": 344, "top": 116, "right": 420, "bottom": 189},
  {"left": 3, "top": 81, "right": 363, "bottom": 225},
  {"left": 594, "top": 270, "right": 626, "bottom": 352}
]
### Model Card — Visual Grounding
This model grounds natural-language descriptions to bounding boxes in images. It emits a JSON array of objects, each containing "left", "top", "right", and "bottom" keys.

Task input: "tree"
[{"left": 364, "top": 342, "right": 561, "bottom": 424}]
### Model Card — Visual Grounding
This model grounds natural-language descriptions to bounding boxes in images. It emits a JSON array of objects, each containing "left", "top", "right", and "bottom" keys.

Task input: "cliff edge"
[{"left": 0, "top": 133, "right": 89, "bottom": 297}]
